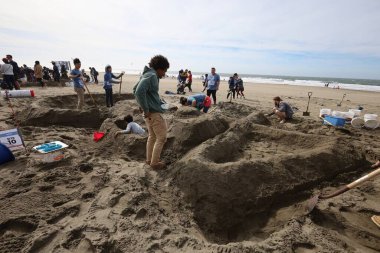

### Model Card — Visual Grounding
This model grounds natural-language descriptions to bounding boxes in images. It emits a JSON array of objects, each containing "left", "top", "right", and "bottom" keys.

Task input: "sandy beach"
[{"left": 0, "top": 74, "right": 379, "bottom": 252}]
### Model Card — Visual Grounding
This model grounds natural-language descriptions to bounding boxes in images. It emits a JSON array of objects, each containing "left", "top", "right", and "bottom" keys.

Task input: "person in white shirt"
[
  {"left": 0, "top": 58, "right": 15, "bottom": 90},
  {"left": 115, "top": 115, "right": 146, "bottom": 135}
]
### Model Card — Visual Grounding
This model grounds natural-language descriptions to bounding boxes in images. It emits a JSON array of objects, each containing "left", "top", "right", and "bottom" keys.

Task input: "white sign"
[{"left": 0, "top": 128, "right": 25, "bottom": 151}]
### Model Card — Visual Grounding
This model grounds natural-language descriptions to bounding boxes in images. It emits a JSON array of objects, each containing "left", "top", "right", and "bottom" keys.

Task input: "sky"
[{"left": 1, "top": 0, "right": 380, "bottom": 79}]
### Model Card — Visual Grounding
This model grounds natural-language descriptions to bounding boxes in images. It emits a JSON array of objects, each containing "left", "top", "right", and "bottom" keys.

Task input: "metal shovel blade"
[
  {"left": 303, "top": 111, "right": 310, "bottom": 116},
  {"left": 305, "top": 194, "right": 320, "bottom": 214}
]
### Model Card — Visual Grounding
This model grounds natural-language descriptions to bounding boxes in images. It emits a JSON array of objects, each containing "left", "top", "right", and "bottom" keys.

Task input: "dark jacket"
[{"left": 9, "top": 61, "right": 20, "bottom": 79}]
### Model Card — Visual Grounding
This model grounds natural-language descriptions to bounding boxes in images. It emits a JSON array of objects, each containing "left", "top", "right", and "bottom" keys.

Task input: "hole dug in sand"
[
  {"left": 18, "top": 94, "right": 135, "bottom": 128},
  {"left": 37, "top": 93, "right": 135, "bottom": 109},
  {"left": 171, "top": 113, "right": 367, "bottom": 244}
]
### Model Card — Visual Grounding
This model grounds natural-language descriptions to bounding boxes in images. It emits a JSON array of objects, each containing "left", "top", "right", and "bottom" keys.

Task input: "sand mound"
[
  {"left": 170, "top": 113, "right": 368, "bottom": 244},
  {"left": 1, "top": 96, "right": 379, "bottom": 253}
]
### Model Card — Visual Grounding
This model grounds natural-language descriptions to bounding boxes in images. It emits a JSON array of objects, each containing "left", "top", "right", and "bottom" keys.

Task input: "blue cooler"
[
  {"left": 0, "top": 143, "right": 15, "bottom": 165},
  {"left": 323, "top": 116, "right": 345, "bottom": 127}
]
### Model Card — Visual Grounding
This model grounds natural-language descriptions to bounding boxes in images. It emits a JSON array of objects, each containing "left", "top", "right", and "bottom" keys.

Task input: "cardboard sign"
[{"left": 0, "top": 128, "right": 25, "bottom": 151}]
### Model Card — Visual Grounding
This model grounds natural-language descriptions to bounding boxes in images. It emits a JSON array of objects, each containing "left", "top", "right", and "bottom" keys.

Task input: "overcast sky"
[{"left": 1, "top": 0, "right": 380, "bottom": 79}]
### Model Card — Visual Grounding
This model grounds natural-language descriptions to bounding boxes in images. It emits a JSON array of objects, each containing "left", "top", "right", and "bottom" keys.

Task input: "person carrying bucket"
[{"left": 103, "top": 65, "right": 124, "bottom": 107}]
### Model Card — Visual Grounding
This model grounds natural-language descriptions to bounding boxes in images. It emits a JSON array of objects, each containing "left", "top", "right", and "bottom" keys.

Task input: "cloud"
[{"left": 1, "top": 0, "right": 380, "bottom": 78}]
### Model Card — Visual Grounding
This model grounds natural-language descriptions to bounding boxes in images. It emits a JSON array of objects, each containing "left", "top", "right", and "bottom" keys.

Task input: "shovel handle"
[
  {"left": 119, "top": 75, "right": 123, "bottom": 95},
  {"left": 347, "top": 167, "right": 380, "bottom": 189},
  {"left": 308, "top": 92, "right": 312, "bottom": 97}
]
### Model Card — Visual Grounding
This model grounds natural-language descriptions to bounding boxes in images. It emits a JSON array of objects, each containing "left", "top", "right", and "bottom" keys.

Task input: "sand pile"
[{"left": 0, "top": 94, "right": 379, "bottom": 253}]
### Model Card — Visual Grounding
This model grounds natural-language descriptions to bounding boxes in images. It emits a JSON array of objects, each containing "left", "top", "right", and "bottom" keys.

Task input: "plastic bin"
[{"left": 324, "top": 116, "right": 346, "bottom": 127}]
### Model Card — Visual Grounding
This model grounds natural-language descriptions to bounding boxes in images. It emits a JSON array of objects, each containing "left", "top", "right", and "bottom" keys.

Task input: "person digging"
[{"left": 271, "top": 96, "right": 294, "bottom": 123}]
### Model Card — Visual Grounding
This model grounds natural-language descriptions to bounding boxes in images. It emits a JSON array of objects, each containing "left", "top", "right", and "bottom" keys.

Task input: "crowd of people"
[{"left": 0, "top": 54, "right": 74, "bottom": 90}]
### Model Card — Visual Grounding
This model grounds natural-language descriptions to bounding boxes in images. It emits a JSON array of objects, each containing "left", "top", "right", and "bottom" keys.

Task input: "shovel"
[
  {"left": 302, "top": 92, "right": 312, "bottom": 116},
  {"left": 337, "top": 93, "right": 346, "bottom": 107},
  {"left": 305, "top": 163, "right": 380, "bottom": 214},
  {"left": 119, "top": 75, "right": 123, "bottom": 96}
]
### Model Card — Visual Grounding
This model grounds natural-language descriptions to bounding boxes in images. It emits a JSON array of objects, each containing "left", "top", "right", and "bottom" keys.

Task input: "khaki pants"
[
  {"left": 74, "top": 87, "right": 85, "bottom": 110},
  {"left": 145, "top": 113, "right": 167, "bottom": 164}
]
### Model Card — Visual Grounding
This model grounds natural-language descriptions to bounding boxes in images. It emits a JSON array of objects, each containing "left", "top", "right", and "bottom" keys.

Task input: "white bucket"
[
  {"left": 364, "top": 114, "right": 378, "bottom": 121},
  {"left": 343, "top": 111, "right": 355, "bottom": 120},
  {"left": 348, "top": 109, "right": 361, "bottom": 117},
  {"left": 1, "top": 90, "right": 35, "bottom": 98},
  {"left": 364, "top": 120, "right": 379, "bottom": 129},
  {"left": 332, "top": 111, "right": 345, "bottom": 118},
  {"left": 351, "top": 117, "right": 365, "bottom": 128},
  {"left": 320, "top": 108, "right": 331, "bottom": 117}
]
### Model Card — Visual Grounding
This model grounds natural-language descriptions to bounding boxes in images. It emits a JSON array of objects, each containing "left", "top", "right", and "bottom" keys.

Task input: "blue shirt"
[
  {"left": 207, "top": 74, "right": 220, "bottom": 90},
  {"left": 104, "top": 72, "right": 112, "bottom": 89},
  {"left": 278, "top": 102, "right": 294, "bottom": 119},
  {"left": 188, "top": 94, "right": 206, "bottom": 109},
  {"left": 104, "top": 72, "right": 118, "bottom": 89},
  {"left": 70, "top": 69, "right": 84, "bottom": 88}
]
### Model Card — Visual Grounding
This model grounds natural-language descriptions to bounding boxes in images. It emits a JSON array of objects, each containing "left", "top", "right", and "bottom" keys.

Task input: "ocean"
[{"left": 120, "top": 69, "right": 380, "bottom": 92}]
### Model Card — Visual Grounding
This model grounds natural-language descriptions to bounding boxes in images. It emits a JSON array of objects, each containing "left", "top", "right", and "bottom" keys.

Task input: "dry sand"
[{"left": 0, "top": 74, "right": 379, "bottom": 253}]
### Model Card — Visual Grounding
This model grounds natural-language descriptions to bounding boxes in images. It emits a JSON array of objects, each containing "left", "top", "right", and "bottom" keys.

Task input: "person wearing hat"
[
  {"left": 103, "top": 65, "right": 124, "bottom": 107},
  {"left": 272, "top": 96, "right": 294, "bottom": 123}
]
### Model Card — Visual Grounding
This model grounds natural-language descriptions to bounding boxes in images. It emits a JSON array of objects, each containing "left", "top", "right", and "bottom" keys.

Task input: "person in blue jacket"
[
  {"left": 180, "top": 94, "right": 212, "bottom": 113},
  {"left": 103, "top": 65, "right": 124, "bottom": 107}
]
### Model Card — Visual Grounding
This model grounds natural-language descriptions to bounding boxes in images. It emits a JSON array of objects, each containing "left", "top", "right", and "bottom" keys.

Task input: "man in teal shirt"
[{"left": 133, "top": 55, "right": 170, "bottom": 170}]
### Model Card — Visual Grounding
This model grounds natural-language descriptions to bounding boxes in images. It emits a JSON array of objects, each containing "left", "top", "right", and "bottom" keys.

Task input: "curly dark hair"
[
  {"left": 124, "top": 114, "right": 133, "bottom": 123},
  {"left": 148, "top": 55, "right": 170, "bottom": 71},
  {"left": 73, "top": 58, "right": 81, "bottom": 64}
]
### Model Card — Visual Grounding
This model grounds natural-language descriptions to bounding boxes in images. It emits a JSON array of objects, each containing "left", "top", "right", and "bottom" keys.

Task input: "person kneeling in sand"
[
  {"left": 115, "top": 115, "right": 146, "bottom": 136},
  {"left": 272, "top": 96, "right": 293, "bottom": 123},
  {"left": 180, "top": 94, "right": 212, "bottom": 113}
]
